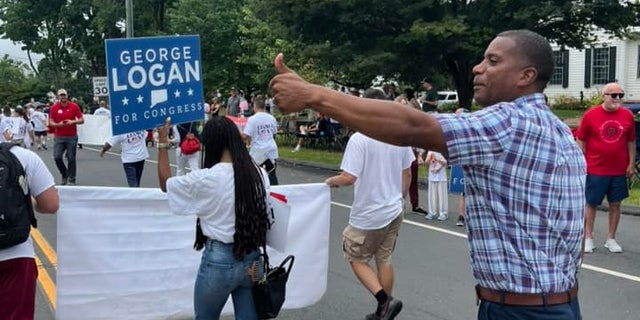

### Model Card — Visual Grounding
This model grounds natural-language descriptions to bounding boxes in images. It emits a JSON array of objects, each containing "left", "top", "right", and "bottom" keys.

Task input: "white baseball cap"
[{"left": 57, "top": 89, "right": 68, "bottom": 95}]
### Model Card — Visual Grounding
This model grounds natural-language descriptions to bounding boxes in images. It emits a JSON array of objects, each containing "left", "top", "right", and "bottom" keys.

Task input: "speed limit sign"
[{"left": 92, "top": 76, "right": 109, "bottom": 97}]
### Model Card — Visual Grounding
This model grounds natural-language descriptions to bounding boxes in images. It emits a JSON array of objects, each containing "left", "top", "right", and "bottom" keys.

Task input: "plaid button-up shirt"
[{"left": 437, "top": 93, "right": 585, "bottom": 294}]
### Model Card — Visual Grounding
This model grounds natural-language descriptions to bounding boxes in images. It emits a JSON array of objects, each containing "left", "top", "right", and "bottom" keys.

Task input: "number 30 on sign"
[{"left": 93, "top": 76, "right": 109, "bottom": 97}]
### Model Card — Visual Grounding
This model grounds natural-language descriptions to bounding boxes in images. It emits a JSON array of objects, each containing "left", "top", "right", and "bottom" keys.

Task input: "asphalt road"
[{"left": 32, "top": 145, "right": 640, "bottom": 320}]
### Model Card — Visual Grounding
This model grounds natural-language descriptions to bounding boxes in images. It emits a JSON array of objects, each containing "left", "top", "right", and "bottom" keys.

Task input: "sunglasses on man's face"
[{"left": 604, "top": 93, "right": 624, "bottom": 99}]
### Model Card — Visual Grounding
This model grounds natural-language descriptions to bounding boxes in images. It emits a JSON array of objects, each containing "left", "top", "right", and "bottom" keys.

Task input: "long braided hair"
[{"left": 193, "top": 116, "right": 269, "bottom": 260}]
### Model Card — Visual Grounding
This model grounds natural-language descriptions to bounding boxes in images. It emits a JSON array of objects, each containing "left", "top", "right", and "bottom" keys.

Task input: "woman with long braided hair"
[{"left": 157, "top": 116, "right": 270, "bottom": 319}]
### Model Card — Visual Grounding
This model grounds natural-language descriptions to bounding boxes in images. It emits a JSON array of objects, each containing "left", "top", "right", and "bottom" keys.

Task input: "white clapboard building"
[{"left": 545, "top": 29, "right": 640, "bottom": 102}]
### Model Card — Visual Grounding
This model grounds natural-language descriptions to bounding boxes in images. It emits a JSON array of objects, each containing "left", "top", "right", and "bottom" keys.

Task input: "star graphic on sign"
[
  {"left": 174, "top": 89, "right": 181, "bottom": 98},
  {"left": 122, "top": 97, "right": 129, "bottom": 106},
  {"left": 187, "top": 88, "right": 194, "bottom": 96},
  {"left": 136, "top": 95, "right": 144, "bottom": 103}
]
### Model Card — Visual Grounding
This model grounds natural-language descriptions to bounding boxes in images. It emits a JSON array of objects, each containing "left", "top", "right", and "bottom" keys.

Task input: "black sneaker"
[
  {"left": 368, "top": 297, "right": 403, "bottom": 320},
  {"left": 456, "top": 216, "right": 465, "bottom": 227},
  {"left": 60, "top": 177, "right": 68, "bottom": 185},
  {"left": 412, "top": 206, "right": 427, "bottom": 215}
]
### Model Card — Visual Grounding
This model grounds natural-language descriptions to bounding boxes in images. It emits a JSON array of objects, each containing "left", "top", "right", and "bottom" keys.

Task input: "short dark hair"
[
  {"left": 422, "top": 77, "right": 431, "bottom": 83},
  {"left": 497, "top": 29, "right": 554, "bottom": 90},
  {"left": 363, "top": 88, "right": 386, "bottom": 100}
]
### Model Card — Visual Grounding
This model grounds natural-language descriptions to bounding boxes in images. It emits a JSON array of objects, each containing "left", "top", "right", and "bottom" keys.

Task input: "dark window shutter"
[
  {"left": 609, "top": 47, "right": 617, "bottom": 82},
  {"left": 562, "top": 49, "right": 569, "bottom": 88},
  {"left": 584, "top": 48, "right": 592, "bottom": 88}
]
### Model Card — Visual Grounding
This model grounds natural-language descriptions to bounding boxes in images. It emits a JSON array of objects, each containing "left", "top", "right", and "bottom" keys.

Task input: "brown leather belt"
[{"left": 475, "top": 284, "right": 578, "bottom": 306}]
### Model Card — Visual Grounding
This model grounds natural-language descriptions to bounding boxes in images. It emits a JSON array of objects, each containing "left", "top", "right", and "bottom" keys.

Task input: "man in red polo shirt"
[{"left": 49, "top": 89, "right": 84, "bottom": 185}]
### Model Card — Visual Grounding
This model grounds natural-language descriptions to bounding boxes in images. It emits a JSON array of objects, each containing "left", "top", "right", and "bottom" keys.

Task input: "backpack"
[{"left": 0, "top": 143, "right": 36, "bottom": 249}]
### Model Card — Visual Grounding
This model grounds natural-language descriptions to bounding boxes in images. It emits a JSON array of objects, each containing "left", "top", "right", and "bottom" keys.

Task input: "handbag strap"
[{"left": 278, "top": 255, "right": 295, "bottom": 276}]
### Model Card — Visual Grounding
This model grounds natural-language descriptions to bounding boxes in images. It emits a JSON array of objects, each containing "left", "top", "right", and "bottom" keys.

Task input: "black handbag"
[{"left": 252, "top": 246, "right": 295, "bottom": 319}]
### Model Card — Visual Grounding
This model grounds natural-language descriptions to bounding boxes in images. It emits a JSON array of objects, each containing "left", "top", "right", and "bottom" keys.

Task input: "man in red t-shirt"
[
  {"left": 576, "top": 82, "right": 635, "bottom": 254},
  {"left": 49, "top": 89, "right": 84, "bottom": 185}
]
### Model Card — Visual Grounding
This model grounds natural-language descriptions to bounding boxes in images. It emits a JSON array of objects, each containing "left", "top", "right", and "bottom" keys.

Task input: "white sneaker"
[
  {"left": 604, "top": 239, "right": 623, "bottom": 253},
  {"left": 437, "top": 213, "right": 448, "bottom": 221},
  {"left": 292, "top": 146, "right": 300, "bottom": 153},
  {"left": 425, "top": 213, "right": 437, "bottom": 220},
  {"left": 584, "top": 238, "right": 594, "bottom": 253}
]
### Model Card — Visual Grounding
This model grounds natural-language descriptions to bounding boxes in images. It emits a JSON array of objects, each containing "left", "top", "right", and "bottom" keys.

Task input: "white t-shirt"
[
  {"left": 0, "top": 147, "right": 56, "bottom": 262},
  {"left": 166, "top": 163, "right": 270, "bottom": 243},
  {"left": 0, "top": 117, "right": 12, "bottom": 142},
  {"left": 106, "top": 130, "right": 149, "bottom": 163},
  {"left": 243, "top": 112, "right": 279, "bottom": 163},
  {"left": 6, "top": 117, "right": 33, "bottom": 146},
  {"left": 341, "top": 132, "right": 414, "bottom": 229},
  {"left": 31, "top": 110, "right": 48, "bottom": 132},
  {"left": 427, "top": 151, "right": 447, "bottom": 182},
  {"left": 203, "top": 103, "right": 211, "bottom": 121},
  {"left": 93, "top": 107, "right": 111, "bottom": 117}
]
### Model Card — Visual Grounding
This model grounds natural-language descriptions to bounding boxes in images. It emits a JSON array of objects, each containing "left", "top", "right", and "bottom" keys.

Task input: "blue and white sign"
[
  {"left": 105, "top": 35, "right": 204, "bottom": 135},
  {"left": 449, "top": 165, "right": 465, "bottom": 194}
]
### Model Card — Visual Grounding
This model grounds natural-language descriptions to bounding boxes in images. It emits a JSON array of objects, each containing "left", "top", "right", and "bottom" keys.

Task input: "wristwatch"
[{"left": 157, "top": 142, "right": 172, "bottom": 149}]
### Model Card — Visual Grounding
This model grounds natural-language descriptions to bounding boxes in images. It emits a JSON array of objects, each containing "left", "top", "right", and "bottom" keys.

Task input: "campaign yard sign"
[
  {"left": 449, "top": 165, "right": 465, "bottom": 194},
  {"left": 105, "top": 35, "right": 204, "bottom": 135}
]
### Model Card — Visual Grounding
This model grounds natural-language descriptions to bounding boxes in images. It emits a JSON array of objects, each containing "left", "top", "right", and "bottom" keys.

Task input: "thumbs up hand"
[{"left": 269, "top": 53, "right": 315, "bottom": 114}]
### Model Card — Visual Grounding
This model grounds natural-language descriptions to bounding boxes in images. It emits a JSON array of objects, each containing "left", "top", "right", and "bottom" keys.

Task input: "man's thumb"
[{"left": 274, "top": 53, "right": 292, "bottom": 74}]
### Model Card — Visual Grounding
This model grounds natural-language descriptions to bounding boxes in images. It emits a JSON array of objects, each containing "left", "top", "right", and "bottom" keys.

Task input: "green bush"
[
  {"left": 551, "top": 94, "right": 581, "bottom": 110},
  {"left": 439, "top": 102, "right": 459, "bottom": 112},
  {"left": 583, "top": 92, "right": 603, "bottom": 109}
]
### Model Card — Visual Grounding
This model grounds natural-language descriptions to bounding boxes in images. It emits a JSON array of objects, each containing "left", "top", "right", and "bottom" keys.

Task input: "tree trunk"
[{"left": 446, "top": 58, "right": 474, "bottom": 109}]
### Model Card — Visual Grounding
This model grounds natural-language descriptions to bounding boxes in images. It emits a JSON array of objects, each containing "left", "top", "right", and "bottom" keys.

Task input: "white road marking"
[{"left": 331, "top": 201, "right": 640, "bottom": 283}]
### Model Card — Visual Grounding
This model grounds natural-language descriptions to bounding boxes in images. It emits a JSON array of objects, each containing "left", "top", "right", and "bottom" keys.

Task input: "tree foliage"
[{"left": 1, "top": 0, "right": 639, "bottom": 107}]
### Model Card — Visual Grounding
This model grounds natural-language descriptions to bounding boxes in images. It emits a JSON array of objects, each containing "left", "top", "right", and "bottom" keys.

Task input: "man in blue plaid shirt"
[{"left": 270, "top": 29, "right": 585, "bottom": 320}]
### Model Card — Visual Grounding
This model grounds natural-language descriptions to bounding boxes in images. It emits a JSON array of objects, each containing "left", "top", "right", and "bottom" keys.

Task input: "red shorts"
[{"left": 0, "top": 257, "right": 38, "bottom": 320}]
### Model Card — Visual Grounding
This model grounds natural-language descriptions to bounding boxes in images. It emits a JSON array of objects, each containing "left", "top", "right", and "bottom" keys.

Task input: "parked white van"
[{"left": 437, "top": 91, "right": 458, "bottom": 108}]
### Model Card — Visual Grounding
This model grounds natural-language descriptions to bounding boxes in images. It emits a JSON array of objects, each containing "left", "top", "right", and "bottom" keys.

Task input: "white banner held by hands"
[{"left": 56, "top": 183, "right": 330, "bottom": 320}]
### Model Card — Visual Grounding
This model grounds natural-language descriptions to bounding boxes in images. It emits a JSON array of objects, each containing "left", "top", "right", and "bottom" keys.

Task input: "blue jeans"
[
  {"left": 478, "top": 298, "right": 582, "bottom": 320},
  {"left": 53, "top": 136, "right": 78, "bottom": 181},
  {"left": 122, "top": 160, "right": 145, "bottom": 187},
  {"left": 194, "top": 240, "right": 262, "bottom": 320}
]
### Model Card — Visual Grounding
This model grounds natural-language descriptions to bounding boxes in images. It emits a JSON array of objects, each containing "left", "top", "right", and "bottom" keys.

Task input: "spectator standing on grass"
[
  {"left": 325, "top": 88, "right": 413, "bottom": 320},
  {"left": 270, "top": 29, "right": 586, "bottom": 319},
  {"left": 576, "top": 82, "right": 634, "bottom": 254},
  {"left": 421, "top": 78, "right": 438, "bottom": 113}
]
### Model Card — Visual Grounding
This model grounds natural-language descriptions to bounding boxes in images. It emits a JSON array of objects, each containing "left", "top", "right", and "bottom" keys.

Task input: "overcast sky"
[{"left": 0, "top": 39, "right": 43, "bottom": 65}]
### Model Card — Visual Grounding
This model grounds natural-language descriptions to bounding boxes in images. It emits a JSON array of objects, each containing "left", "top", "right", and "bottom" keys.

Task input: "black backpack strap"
[{"left": 0, "top": 142, "right": 37, "bottom": 228}]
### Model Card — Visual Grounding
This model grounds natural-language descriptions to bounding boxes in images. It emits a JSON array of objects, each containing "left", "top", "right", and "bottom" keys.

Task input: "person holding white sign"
[
  {"left": 324, "top": 88, "right": 413, "bottom": 320},
  {"left": 157, "top": 116, "right": 270, "bottom": 320}
]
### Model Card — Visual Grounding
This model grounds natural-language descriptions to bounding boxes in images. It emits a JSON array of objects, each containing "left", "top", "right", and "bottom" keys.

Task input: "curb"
[{"left": 277, "top": 158, "right": 640, "bottom": 217}]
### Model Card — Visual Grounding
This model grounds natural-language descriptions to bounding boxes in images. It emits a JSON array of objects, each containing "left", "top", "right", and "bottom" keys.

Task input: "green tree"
[{"left": 256, "top": 0, "right": 640, "bottom": 107}]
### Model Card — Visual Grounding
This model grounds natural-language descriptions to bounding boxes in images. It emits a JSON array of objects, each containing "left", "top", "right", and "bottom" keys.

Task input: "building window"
[
  {"left": 592, "top": 47, "right": 610, "bottom": 85},
  {"left": 550, "top": 50, "right": 564, "bottom": 85}
]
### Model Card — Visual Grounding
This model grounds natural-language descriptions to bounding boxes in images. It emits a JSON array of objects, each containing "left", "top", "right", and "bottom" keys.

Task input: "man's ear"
[{"left": 518, "top": 67, "right": 538, "bottom": 87}]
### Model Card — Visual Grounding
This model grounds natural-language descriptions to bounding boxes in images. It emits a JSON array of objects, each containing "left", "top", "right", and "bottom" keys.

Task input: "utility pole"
[{"left": 125, "top": 0, "right": 134, "bottom": 38}]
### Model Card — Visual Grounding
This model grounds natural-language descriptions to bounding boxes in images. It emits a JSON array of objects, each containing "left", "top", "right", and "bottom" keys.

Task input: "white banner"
[
  {"left": 56, "top": 184, "right": 330, "bottom": 320},
  {"left": 77, "top": 115, "right": 112, "bottom": 145}
]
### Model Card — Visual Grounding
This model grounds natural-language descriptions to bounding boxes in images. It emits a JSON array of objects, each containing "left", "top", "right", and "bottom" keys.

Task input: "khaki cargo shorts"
[{"left": 342, "top": 213, "right": 403, "bottom": 264}]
